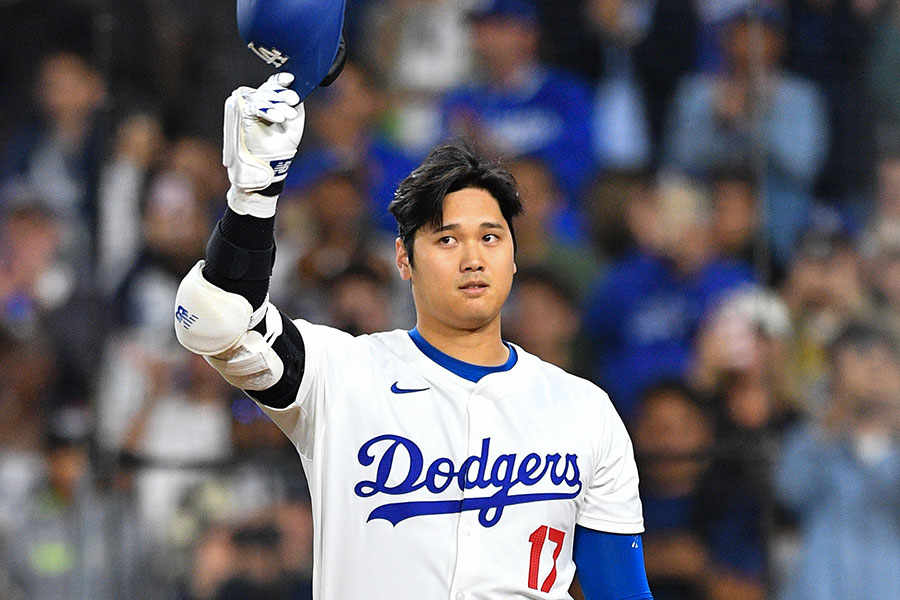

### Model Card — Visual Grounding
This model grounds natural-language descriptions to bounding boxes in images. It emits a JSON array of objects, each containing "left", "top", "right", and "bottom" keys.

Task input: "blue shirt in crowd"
[
  {"left": 582, "top": 249, "right": 754, "bottom": 421},
  {"left": 775, "top": 425, "right": 900, "bottom": 600},
  {"left": 441, "top": 66, "right": 596, "bottom": 207}
]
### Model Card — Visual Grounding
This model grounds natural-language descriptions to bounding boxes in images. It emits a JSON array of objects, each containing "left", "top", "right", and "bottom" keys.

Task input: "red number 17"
[{"left": 527, "top": 525, "right": 566, "bottom": 592}]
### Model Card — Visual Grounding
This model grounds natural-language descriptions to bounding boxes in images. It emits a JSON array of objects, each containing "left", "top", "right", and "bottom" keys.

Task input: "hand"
[{"left": 223, "top": 73, "right": 305, "bottom": 217}]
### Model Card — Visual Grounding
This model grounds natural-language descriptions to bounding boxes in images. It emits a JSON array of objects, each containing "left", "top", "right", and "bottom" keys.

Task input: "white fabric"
[
  {"left": 257, "top": 323, "right": 644, "bottom": 600},
  {"left": 205, "top": 303, "right": 285, "bottom": 391}
]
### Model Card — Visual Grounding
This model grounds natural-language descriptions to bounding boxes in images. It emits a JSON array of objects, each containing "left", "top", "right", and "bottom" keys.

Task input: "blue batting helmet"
[{"left": 237, "top": 0, "right": 347, "bottom": 100}]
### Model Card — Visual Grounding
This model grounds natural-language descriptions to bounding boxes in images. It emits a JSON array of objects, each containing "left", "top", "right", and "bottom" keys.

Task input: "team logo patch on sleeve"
[{"left": 354, "top": 435, "right": 581, "bottom": 527}]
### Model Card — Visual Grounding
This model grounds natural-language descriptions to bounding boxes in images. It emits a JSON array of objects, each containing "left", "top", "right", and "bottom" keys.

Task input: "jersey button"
[
  {"left": 463, "top": 528, "right": 471, "bottom": 536},
  {"left": 455, "top": 593, "right": 465, "bottom": 600}
]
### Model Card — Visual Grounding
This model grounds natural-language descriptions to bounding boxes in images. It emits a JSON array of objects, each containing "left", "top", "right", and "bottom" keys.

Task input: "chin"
[{"left": 453, "top": 309, "right": 501, "bottom": 331}]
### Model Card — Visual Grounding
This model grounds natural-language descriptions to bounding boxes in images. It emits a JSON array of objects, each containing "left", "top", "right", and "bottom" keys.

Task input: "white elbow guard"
[
  {"left": 175, "top": 261, "right": 253, "bottom": 355},
  {"left": 174, "top": 261, "right": 285, "bottom": 390}
]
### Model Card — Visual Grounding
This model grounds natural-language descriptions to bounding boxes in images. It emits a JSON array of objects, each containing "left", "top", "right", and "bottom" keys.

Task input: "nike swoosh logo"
[{"left": 390, "top": 382, "right": 430, "bottom": 394}]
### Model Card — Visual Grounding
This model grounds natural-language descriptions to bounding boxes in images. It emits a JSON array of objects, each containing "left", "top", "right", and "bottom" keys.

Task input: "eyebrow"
[{"left": 435, "top": 221, "right": 505, "bottom": 233}]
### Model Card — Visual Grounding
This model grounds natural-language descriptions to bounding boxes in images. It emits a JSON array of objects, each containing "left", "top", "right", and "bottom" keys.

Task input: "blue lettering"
[
  {"left": 354, "top": 436, "right": 583, "bottom": 527},
  {"left": 354, "top": 435, "right": 424, "bottom": 497},
  {"left": 517, "top": 453, "right": 543, "bottom": 485},
  {"left": 563, "top": 454, "right": 580, "bottom": 486},
  {"left": 458, "top": 438, "right": 491, "bottom": 489},
  {"left": 425, "top": 457, "right": 455, "bottom": 493}
]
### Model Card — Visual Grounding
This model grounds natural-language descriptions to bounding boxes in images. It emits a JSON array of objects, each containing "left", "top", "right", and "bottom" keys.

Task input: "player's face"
[{"left": 396, "top": 187, "right": 516, "bottom": 334}]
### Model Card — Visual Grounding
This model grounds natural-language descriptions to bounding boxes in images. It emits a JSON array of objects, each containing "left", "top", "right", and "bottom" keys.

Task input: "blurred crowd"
[{"left": 1, "top": 0, "right": 900, "bottom": 598}]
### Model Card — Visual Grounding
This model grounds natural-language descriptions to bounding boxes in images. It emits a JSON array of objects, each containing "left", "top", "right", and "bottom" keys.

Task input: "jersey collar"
[{"left": 407, "top": 328, "right": 518, "bottom": 383}]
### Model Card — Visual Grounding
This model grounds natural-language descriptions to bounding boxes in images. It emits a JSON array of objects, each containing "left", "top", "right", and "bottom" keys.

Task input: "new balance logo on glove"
[{"left": 270, "top": 160, "right": 292, "bottom": 176}]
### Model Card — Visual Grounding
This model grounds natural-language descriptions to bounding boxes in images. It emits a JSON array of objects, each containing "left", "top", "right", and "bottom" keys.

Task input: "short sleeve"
[
  {"left": 254, "top": 319, "right": 360, "bottom": 458},
  {"left": 577, "top": 393, "right": 645, "bottom": 534}
]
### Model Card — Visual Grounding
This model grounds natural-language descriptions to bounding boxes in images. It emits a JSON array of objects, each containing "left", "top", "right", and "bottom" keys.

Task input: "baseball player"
[{"left": 173, "top": 70, "right": 653, "bottom": 599}]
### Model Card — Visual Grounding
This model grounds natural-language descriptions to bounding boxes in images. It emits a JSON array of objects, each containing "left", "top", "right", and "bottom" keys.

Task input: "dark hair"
[
  {"left": 388, "top": 140, "right": 523, "bottom": 265},
  {"left": 828, "top": 321, "right": 900, "bottom": 364},
  {"left": 513, "top": 266, "right": 578, "bottom": 309},
  {"left": 637, "top": 378, "right": 709, "bottom": 418}
]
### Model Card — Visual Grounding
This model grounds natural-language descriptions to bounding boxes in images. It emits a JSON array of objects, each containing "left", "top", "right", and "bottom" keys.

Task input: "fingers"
[
  {"left": 244, "top": 98, "right": 299, "bottom": 123},
  {"left": 241, "top": 73, "right": 302, "bottom": 124}
]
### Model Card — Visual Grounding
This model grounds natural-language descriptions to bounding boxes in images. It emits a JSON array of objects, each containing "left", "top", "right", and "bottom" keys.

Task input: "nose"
[{"left": 460, "top": 241, "right": 484, "bottom": 272}]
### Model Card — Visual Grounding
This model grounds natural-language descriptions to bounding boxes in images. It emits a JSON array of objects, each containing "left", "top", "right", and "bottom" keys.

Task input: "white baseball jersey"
[{"left": 256, "top": 320, "right": 644, "bottom": 600}]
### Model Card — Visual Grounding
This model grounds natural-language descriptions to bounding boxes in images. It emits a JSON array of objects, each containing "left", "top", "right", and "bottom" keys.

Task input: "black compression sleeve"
[
  {"left": 202, "top": 208, "right": 275, "bottom": 310},
  {"left": 200, "top": 205, "right": 306, "bottom": 406},
  {"left": 246, "top": 311, "right": 306, "bottom": 409}
]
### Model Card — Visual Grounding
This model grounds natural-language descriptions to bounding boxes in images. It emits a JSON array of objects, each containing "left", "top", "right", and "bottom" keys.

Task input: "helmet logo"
[{"left": 247, "top": 42, "right": 289, "bottom": 68}]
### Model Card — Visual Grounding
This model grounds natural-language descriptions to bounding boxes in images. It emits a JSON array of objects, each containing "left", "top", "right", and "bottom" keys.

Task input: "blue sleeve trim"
[{"left": 573, "top": 526, "right": 653, "bottom": 600}]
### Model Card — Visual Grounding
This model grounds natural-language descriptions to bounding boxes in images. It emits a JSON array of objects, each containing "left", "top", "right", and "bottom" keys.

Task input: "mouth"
[{"left": 458, "top": 281, "right": 489, "bottom": 296}]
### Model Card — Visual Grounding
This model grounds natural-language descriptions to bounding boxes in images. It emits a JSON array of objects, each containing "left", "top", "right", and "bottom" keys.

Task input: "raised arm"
[{"left": 173, "top": 73, "right": 308, "bottom": 408}]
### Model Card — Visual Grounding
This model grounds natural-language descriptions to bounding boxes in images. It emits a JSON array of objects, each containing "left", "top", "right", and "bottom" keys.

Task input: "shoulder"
[
  {"left": 541, "top": 67, "right": 593, "bottom": 99},
  {"left": 514, "top": 347, "right": 616, "bottom": 414},
  {"left": 776, "top": 72, "right": 826, "bottom": 102},
  {"left": 291, "top": 320, "right": 407, "bottom": 356},
  {"left": 702, "top": 259, "right": 755, "bottom": 286}
]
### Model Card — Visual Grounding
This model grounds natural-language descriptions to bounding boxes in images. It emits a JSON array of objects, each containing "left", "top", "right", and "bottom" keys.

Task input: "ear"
[
  {"left": 513, "top": 260, "right": 517, "bottom": 275},
  {"left": 395, "top": 238, "right": 412, "bottom": 281}
]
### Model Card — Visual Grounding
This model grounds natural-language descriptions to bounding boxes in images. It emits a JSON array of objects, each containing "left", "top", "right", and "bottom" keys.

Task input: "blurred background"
[{"left": 1, "top": 0, "right": 899, "bottom": 598}]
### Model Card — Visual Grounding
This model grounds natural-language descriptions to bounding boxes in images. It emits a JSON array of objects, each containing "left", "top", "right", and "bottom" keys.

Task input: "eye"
[
  {"left": 438, "top": 236, "right": 455, "bottom": 245},
  {"left": 483, "top": 233, "right": 500, "bottom": 243}
]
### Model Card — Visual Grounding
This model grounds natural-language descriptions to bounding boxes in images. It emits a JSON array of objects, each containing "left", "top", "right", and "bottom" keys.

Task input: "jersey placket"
[{"left": 448, "top": 381, "right": 495, "bottom": 600}]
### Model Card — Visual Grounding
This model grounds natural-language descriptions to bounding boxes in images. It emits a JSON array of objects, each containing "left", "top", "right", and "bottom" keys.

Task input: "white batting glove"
[{"left": 223, "top": 72, "right": 305, "bottom": 218}]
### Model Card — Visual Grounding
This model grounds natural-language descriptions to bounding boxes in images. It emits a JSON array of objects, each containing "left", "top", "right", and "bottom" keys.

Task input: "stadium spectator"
[
  {"left": 634, "top": 381, "right": 766, "bottom": 600},
  {"left": 323, "top": 264, "right": 399, "bottom": 336},
  {"left": 504, "top": 268, "right": 586, "bottom": 377},
  {"left": 441, "top": 0, "right": 597, "bottom": 206},
  {"left": 117, "top": 353, "right": 234, "bottom": 540},
  {"left": 274, "top": 171, "right": 403, "bottom": 324},
  {"left": 541, "top": 0, "right": 698, "bottom": 165},
  {"left": 782, "top": 221, "right": 875, "bottom": 413},
  {"left": 506, "top": 156, "right": 601, "bottom": 296},
  {"left": 0, "top": 51, "right": 109, "bottom": 278},
  {"left": 708, "top": 165, "right": 762, "bottom": 273},
  {"left": 0, "top": 327, "right": 48, "bottom": 536},
  {"left": 284, "top": 63, "right": 420, "bottom": 232},
  {"left": 663, "top": 4, "right": 829, "bottom": 268},
  {"left": 774, "top": 322, "right": 900, "bottom": 600},
  {"left": 582, "top": 175, "right": 754, "bottom": 421},
  {"left": 114, "top": 161, "right": 215, "bottom": 336},
  {"left": 582, "top": 168, "right": 657, "bottom": 259},
  {"left": 0, "top": 410, "right": 153, "bottom": 600},
  {"left": 179, "top": 500, "right": 314, "bottom": 600},
  {"left": 692, "top": 287, "right": 797, "bottom": 430},
  {"left": 95, "top": 111, "right": 166, "bottom": 296},
  {"left": 864, "top": 222, "right": 900, "bottom": 341},
  {"left": 0, "top": 195, "right": 105, "bottom": 409},
  {"left": 361, "top": 0, "right": 474, "bottom": 153}
]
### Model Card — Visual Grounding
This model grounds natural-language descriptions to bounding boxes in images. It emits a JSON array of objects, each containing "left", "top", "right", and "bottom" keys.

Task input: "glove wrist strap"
[{"left": 227, "top": 186, "right": 279, "bottom": 218}]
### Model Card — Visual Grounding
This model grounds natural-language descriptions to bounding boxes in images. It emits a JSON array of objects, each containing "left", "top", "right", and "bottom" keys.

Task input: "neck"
[{"left": 414, "top": 317, "right": 508, "bottom": 366}]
